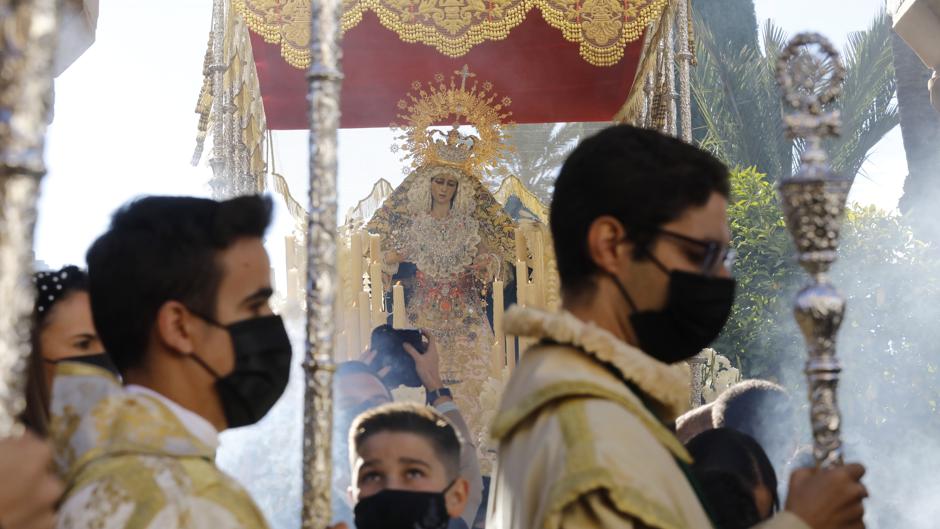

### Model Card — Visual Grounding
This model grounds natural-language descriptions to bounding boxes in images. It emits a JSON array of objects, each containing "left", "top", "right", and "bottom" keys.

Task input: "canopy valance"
[{"left": 235, "top": 0, "right": 666, "bottom": 69}]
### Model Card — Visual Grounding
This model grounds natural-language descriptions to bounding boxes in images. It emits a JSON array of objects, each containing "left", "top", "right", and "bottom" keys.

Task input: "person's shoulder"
[
  {"left": 60, "top": 455, "right": 268, "bottom": 529},
  {"left": 492, "top": 341, "right": 634, "bottom": 437},
  {"left": 506, "top": 398, "right": 704, "bottom": 529}
]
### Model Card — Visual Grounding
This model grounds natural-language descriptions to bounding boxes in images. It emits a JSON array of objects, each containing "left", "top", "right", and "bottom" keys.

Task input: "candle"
[
  {"left": 335, "top": 305, "right": 347, "bottom": 362},
  {"left": 515, "top": 260, "right": 527, "bottom": 307},
  {"left": 359, "top": 291, "right": 372, "bottom": 352},
  {"left": 287, "top": 268, "right": 299, "bottom": 306},
  {"left": 370, "top": 261, "right": 385, "bottom": 326},
  {"left": 531, "top": 232, "right": 545, "bottom": 308},
  {"left": 350, "top": 231, "right": 363, "bottom": 292},
  {"left": 493, "top": 279, "right": 505, "bottom": 343},
  {"left": 369, "top": 233, "right": 381, "bottom": 262},
  {"left": 346, "top": 306, "right": 360, "bottom": 361},
  {"left": 514, "top": 227, "right": 527, "bottom": 263},
  {"left": 285, "top": 235, "right": 297, "bottom": 270},
  {"left": 527, "top": 282, "right": 540, "bottom": 311},
  {"left": 490, "top": 340, "right": 503, "bottom": 378},
  {"left": 492, "top": 279, "right": 505, "bottom": 376},
  {"left": 392, "top": 282, "right": 407, "bottom": 329}
]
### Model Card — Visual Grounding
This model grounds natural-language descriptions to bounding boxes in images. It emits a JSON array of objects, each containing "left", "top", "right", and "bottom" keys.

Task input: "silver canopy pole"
[
  {"left": 0, "top": 0, "right": 58, "bottom": 436},
  {"left": 302, "top": 0, "right": 343, "bottom": 525}
]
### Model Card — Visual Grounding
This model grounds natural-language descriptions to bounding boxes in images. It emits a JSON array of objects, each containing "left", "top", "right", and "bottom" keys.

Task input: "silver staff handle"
[{"left": 775, "top": 32, "right": 850, "bottom": 468}]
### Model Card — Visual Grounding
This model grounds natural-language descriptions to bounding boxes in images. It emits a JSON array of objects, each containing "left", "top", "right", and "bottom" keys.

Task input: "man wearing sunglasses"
[{"left": 487, "top": 125, "right": 867, "bottom": 529}]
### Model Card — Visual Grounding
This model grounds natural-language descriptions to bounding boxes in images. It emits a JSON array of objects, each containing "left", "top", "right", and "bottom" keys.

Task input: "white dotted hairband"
[{"left": 33, "top": 266, "right": 87, "bottom": 316}]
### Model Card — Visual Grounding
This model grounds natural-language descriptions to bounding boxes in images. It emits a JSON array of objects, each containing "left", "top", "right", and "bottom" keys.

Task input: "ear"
[
  {"left": 154, "top": 300, "right": 198, "bottom": 356},
  {"left": 347, "top": 484, "right": 357, "bottom": 506},
  {"left": 586, "top": 216, "right": 631, "bottom": 276},
  {"left": 445, "top": 477, "right": 470, "bottom": 519}
]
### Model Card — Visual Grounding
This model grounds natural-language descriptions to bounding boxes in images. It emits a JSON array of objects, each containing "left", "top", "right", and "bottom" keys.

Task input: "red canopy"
[{"left": 252, "top": 10, "right": 643, "bottom": 130}]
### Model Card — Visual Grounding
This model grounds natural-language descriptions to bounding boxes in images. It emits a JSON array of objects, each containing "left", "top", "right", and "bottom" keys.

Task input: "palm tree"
[
  {"left": 689, "top": 0, "right": 760, "bottom": 143},
  {"left": 692, "top": 12, "right": 898, "bottom": 183},
  {"left": 487, "top": 122, "right": 607, "bottom": 203}
]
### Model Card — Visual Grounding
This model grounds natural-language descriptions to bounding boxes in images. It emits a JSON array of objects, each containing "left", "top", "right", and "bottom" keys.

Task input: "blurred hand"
[
  {"left": 404, "top": 332, "right": 444, "bottom": 393},
  {"left": 327, "top": 524, "right": 349, "bottom": 529},
  {"left": 785, "top": 463, "right": 867, "bottom": 529},
  {"left": 0, "top": 433, "right": 63, "bottom": 529}
]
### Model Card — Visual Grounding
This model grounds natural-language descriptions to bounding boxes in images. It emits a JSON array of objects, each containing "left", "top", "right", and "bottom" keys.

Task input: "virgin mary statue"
[{"left": 367, "top": 70, "right": 517, "bottom": 467}]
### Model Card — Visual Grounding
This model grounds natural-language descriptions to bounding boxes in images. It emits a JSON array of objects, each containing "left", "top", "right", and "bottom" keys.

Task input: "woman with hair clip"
[{"left": 22, "top": 265, "right": 112, "bottom": 436}]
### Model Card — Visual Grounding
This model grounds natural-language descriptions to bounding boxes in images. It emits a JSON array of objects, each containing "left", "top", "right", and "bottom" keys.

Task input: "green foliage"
[
  {"left": 713, "top": 167, "right": 800, "bottom": 377},
  {"left": 717, "top": 168, "right": 940, "bottom": 437},
  {"left": 692, "top": 12, "right": 898, "bottom": 183}
]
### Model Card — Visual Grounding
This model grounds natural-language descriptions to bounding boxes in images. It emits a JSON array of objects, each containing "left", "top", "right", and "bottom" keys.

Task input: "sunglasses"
[{"left": 656, "top": 228, "right": 737, "bottom": 277}]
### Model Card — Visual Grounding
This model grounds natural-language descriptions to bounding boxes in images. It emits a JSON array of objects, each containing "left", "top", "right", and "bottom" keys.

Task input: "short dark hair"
[
  {"left": 86, "top": 195, "right": 272, "bottom": 372},
  {"left": 686, "top": 427, "right": 780, "bottom": 512},
  {"left": 351, "top": 402, "right": 461, "bottom": 479},
  {"left": 550, "top": 125, "right": 730, "bottom": 294},
  {"left": 692, "top": 470, "right": 764, "bottom": 529}
]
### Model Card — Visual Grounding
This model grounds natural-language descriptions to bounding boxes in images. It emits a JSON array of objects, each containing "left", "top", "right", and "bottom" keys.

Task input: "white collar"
[{"left": 125, "top": 384, "right": 220, "bottom": 451}]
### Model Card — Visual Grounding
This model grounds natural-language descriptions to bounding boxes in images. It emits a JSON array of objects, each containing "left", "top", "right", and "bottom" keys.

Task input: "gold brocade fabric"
[
  {"left": 49, "top": 363, "right": 270, "bottom": 529},
  {"left": 233, "top": 0, "right": 668, "bottom": 68},
  {"left": 487, "top": 307, "right": 711, "bottom": 529},
  {"left": 193, "top": 3, "right": 267, "bottom": 193}
]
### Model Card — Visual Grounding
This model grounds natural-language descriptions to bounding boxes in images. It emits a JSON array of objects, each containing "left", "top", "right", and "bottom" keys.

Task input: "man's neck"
[
  {"left": 124, "top": 351, "right": 227, "bottom": 431},
  {"left": 563, "top": 284, "right": 638, "bottom": 347}
]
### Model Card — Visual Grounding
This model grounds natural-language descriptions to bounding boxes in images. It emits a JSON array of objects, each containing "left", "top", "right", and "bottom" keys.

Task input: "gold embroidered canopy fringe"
[{"left": 233, "top": 0, "right": 667, "bottom": 68}]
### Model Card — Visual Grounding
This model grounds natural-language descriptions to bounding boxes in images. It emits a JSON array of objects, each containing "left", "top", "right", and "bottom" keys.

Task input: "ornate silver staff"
[
  {"left": 775, "top": 33, "right": 849, "bottom": 468},
  {"left": 0, "top": 0, "right": 58, "bottom": 437},
  {"left": 302, "top": 0, "right": 343, "bottom": 525}
]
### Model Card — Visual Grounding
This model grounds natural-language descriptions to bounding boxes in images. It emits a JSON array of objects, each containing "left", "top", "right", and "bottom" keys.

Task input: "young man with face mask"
[
  {"left": 487, "top": 126, "right": 868, "bottom": 529},
  {"left": 50, "top": 195, "right": 290, "bottom": 529}
]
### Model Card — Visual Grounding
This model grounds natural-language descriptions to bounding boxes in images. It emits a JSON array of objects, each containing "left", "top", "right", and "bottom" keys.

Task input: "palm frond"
[{"left": 692, "top": 11, "right": 897, "bottom": 184}]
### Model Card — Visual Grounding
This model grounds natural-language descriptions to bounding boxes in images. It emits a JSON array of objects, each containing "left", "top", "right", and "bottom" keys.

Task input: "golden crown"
[{"left": 391, "top": 65, "right": 514, "bottom": 176}]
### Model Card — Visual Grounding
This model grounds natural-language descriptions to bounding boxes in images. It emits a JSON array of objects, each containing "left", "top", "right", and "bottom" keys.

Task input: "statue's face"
[{"left": 430, "top": 174, "right": 459, "bottom": 208}]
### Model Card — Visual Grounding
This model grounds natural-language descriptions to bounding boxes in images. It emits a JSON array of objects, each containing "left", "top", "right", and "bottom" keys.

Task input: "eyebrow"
[
  {"left": 70, "top": 333, "right": 97, "bottom": 340},
  {"left": 399, "top": 457, "right": 431, "bottom": 468},
  {"left": 241, "top": 287, "right": 274, "bottom": 307}
]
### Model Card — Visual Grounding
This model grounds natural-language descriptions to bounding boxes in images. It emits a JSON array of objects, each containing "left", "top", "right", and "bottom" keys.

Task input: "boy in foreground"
[{"left": 334, "top": 402, "right": 470, "bottom": 529}]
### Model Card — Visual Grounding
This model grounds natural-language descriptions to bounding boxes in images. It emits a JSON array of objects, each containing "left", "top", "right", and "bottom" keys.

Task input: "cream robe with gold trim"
[
  {"left": 487, "top": 307, "right": 810, "bottom": 529},
  {"left": 50, "top": 362, "right": 270, "bottom": 529}
]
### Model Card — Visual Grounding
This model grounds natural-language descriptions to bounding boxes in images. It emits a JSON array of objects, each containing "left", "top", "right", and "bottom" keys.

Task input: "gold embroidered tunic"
[
  {"left": 50, "top": 363, "right": 270, "bottom": 529},
  {"left": 487, "top": 307, "right": 811, "bottom": 529}
]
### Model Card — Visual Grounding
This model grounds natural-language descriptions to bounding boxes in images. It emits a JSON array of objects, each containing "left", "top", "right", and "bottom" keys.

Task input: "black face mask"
[
  {"left": 47, "top": 353, "right": 119, "bottom": 376},
  {"left": 189, "top": 314, "right": 293, "bottom": 428},
  {"left": 354, "top": 480, "right": 455, "bottom": 529},
  {"left": 611, "top": 255, "right": 736, "bottom": 364}
]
